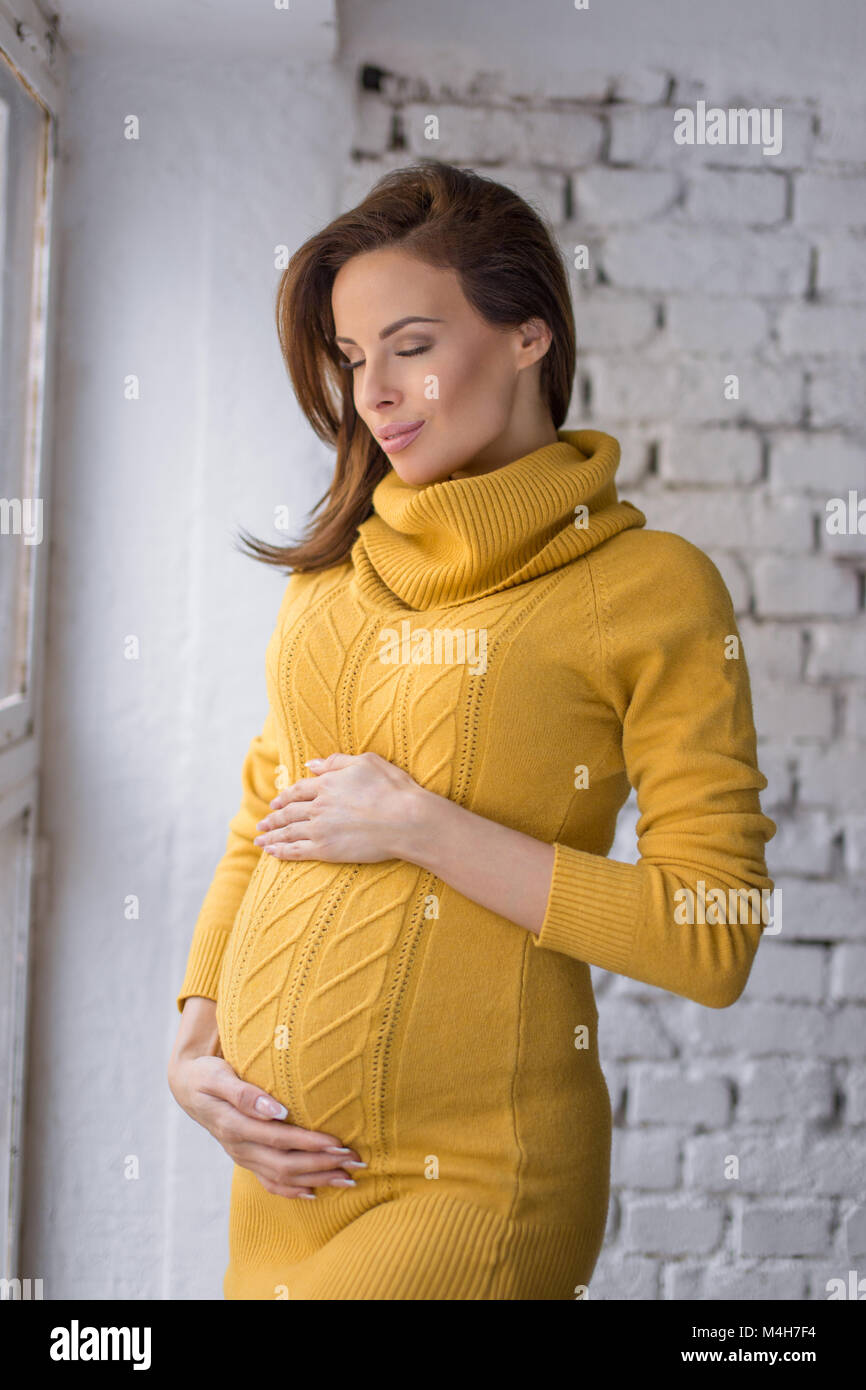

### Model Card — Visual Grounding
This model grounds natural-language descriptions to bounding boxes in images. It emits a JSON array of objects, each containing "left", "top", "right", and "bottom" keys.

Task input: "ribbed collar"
[{"left": 349, "top": 428, "right": 646, "bottom": 611}]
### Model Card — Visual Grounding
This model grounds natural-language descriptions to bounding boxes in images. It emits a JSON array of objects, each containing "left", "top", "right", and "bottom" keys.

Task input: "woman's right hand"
[{"left": 168, "top": 997, "right": 365, "bottom": 1199}]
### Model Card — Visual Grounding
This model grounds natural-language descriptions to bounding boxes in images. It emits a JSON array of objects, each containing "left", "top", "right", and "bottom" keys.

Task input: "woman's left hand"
[{"left": 253, "top": 751, "right": 425, "bottom": 864}]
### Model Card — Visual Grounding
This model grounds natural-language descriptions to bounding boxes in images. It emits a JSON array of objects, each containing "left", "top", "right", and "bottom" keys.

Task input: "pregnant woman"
[{"left": 168, "top": 158, "right": 776, "bottom": 1301}]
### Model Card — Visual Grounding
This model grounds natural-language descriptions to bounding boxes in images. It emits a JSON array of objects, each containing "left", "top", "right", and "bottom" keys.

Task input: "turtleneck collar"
[{"left": 350, "top": 428, "right": 646, "bottom": 611}]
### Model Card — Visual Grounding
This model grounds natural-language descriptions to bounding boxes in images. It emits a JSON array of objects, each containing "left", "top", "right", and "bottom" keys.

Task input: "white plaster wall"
[{"left": 22, "top": 41, "right": 348, "bottom": 1298}]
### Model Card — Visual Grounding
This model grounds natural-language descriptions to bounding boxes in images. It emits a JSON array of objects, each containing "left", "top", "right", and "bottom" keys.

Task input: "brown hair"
[{"left": 235, "top": 158, "right": 577, "bottom": 574}]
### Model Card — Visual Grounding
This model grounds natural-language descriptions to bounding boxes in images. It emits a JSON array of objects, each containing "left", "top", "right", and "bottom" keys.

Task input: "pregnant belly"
[{"left": 215, "top": 849, "right": 427, "bottom": 1143}]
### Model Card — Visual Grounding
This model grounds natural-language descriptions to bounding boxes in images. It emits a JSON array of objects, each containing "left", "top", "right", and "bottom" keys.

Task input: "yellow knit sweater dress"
[{"left": 177, "top": 428, "right": 776, "bottom": 1301}]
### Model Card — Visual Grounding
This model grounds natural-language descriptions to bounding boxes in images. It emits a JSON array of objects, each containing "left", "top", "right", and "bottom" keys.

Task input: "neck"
[{"left": 448, "top": 420, "right": 561, "bottom": 481}]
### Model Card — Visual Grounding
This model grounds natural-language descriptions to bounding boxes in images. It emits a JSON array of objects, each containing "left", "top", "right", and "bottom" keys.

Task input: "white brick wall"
[{"left": 345, "top": 53, "right": 866, "bottom": 1302}]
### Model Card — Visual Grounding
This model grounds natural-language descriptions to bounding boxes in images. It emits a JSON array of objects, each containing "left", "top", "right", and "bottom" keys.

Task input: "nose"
[{"left": 358, "top": 361, "right": 401, "bottom": 417}]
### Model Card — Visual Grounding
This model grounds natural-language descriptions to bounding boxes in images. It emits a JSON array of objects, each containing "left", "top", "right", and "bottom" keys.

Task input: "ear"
[{"left": 518, "top": 317, "right": 552, "bottom": 367}]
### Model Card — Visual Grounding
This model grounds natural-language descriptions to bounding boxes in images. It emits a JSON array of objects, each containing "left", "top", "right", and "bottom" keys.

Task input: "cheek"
[{"left": 437, "top": 347, "right": 512, "bottom": 415}]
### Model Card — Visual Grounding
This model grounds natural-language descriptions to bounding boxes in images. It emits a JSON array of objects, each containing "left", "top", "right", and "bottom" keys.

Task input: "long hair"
[{"left": 236, "top": 158, "right": 577, "bottom": 573}]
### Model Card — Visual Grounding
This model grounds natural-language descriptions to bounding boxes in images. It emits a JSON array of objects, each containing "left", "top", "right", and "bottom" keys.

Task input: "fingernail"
[
  {"left": 330, "top": 1177, "right": 356, "bottom": 1187},
  {"left": 299, "top": 1192, "right": 317, "bottom": 1200},
  {"left": 255, "top": 1097, "right": 288, "bottom": 1119},
  {"left": 305, "top": 759, "right": 323, "bottom": 768},
  {"left": 324, "top": 1145, "right": 351, "bottom": 1153},
  {"left": 343, "top": 1161, "right": 367, "bottom": 1168}
]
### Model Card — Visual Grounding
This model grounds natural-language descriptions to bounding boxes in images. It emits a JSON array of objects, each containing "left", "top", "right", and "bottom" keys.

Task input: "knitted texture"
[{"left": 177, "top": 428, "right": 776, "bottom": 1300}]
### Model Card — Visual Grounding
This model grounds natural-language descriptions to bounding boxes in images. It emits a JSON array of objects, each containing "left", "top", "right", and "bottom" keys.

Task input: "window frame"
[{"left": 0, "top": 0, "right": 62, "bottom": 1283}]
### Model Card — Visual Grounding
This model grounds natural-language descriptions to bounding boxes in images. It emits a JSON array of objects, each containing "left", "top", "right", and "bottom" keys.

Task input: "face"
[{"left": 330, "top": 246, "right": 555, "bottom": 483}]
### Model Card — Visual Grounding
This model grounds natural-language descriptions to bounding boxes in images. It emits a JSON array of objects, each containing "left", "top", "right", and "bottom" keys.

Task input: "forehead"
[{"left": 331, "top": 251, "right": 463, "bottom": 326}]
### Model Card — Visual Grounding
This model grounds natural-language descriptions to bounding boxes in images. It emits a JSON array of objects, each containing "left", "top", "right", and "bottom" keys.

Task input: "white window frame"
[{"left": 0, "top": 0, "right": 63, "bottom": 1283}]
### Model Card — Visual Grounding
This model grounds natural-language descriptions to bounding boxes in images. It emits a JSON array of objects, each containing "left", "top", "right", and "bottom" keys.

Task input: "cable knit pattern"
[{"left": 177, "top": 428, "right": 776, "bottom": 1300}]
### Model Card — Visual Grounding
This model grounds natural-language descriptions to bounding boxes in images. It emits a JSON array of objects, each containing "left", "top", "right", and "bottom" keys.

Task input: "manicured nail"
[
  {"left": 324, "top": 1145, "right": 351, "bottom": 1153},
  {"left": 330, "top": 1177, "right": 356, "bottom": 1187},
  {"left": 305, "top": 759, "right": 323, "bottom": 768},
  {"left": 299, "top": 1192, "right": 317, "bottom": 1200},
  {"left": 343, "top": 1161, "right": 367, "bottom": 1169},
  {"left": 255, "top": 1097, "right": 288, "bottom": 1119}
]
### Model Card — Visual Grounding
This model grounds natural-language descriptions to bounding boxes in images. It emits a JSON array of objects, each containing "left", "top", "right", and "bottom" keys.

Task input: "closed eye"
[{"left": 339, "top": 344, "right": 432, "bottom": 372}]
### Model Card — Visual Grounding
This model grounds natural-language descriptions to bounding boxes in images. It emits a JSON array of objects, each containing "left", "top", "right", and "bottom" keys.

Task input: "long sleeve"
[
  {"left": 532, "top": 530, "right": 777, "bottom": 1009},
  {"left": 176, "top": 704, "right": 283, "bottom": 1012}
]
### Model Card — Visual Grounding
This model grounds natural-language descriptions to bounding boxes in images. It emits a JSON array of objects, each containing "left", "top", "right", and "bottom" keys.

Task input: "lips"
[{"left": 378, "top": 421, "right": 425, "bottom": 453}]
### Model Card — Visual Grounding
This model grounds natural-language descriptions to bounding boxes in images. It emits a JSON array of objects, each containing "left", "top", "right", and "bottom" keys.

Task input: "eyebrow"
[{"left": 334, "top": 316, "right": 444, "bottom": 347}]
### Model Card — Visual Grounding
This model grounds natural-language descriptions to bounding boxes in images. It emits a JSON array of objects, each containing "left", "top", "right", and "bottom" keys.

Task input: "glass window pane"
[
  {"left": 0, "top": 806, "right": 33, "bottom": 1277},
  {"left": 0, "top": 58, "right": 51, "bottom": 707}
]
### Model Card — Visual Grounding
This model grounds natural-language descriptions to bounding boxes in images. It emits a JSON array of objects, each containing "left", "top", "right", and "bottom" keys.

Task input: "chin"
[{"left": 390, "top": 455, "right": 458, "bottom": 487}]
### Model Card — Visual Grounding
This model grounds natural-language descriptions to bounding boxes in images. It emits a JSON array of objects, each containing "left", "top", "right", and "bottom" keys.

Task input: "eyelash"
[{"left": 340, "top": 345, "right": 431, "bottom": 372}]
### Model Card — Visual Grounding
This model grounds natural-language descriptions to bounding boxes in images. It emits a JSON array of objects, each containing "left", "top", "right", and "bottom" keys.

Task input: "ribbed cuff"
[
  {"left": 176, "top": 930, "right": 229, "bottom": 1012},
  {"left": 532, "top": 841, "right": 645, "bottom": 973}
]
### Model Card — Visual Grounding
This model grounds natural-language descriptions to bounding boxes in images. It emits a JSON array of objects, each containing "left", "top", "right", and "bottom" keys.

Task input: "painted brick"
[
  {"left": 737, "top": 1057, "right": 835, "bottom": 1124},
  {"left": 631, "top": 488, "right": 813, "bottom": 552},
  {"left": 750, "top": 677, "right": 836, "bottom": 740},
  {"left": 683, "top": 1132, "right": 805, "bottom": 1193},
  {"left": 795, "top": 173, "right": 866, "bottom": 227},
  {"left": 810, "top": 365, "right": 866, "bottom": 429},
  {"left": 772, "top": 879, "right": 866, "bottom": 942},
  {"left": 754, "top": 556, "right": 858, "bottom": 617},
  {"left": 668, "top": 1261, "right": 809, "bottom": 1300},
  {"left": 831, "top": 945, "right": 866, "bottom": 1001},
  {"left": 670, "top": 1001, "right": 829, "bottom": 1057},
  {"left": 845, "top": 1065, "right": 866, "bottom": 1124},
  {"left": 843, "top": 815, "right": 866, "bottom": 876},
  {"left": 761, "top": 809, "right": 835, "bottom": 874},
  {"left": 845, "top": 688, "right": 866, "bottom": 739},
  {"left": 401, "top": 103, "right": 524, "bottom": 162},
  {"left": 797, "top": 745, "right": 866, "bottom": 812},
  {"left": 827, "top": 1006, "right": 866, "bottom": 1057},
  {"left": 611, "top": 69, "right": 671, "bottom": 105},
  {"left": 631, "top": 1066, "right": 732, "bottom": 1126},
  {"left": 744, "top": 941, "right": 827, "bottom": 1001},
  {"left": 664, "top": 300, "right": 768, "bottom": 355},
  {"left": 815, "top": 234, "right": 866, "bottom": 301},
  {"left": 575, "top": 167, "right": 679, "bottom": 222},
  {"left": 778, "top": 303, "right": 866, "bottom": 356},
  {"left": 806, "top": 623, "right": 866, "bottom": 678},
  {"left": 673, "top": 360, "right": 804, "bottom": 426},
  {"left": 737, "top": 620, "right": 803, "bottom": 679},
  {"left": 598, "top": 999, "right": 678, "bottom": 1061},
  {"left": 519, "top": 109, "right": 605, "bottom": 167},
  {"left": 684, "top": 168, "right": 787, "bottom": 224},
  {"left": 486, "top": 163, "right": 566, "bottom": 226},
  {"left": 587, "top": 1256, "right": 660, "bottom": 1300},
  {"left": 353, "top": 94, "right": 394, "bottom": 154},
  {"left": 798, "top": 1136, "right": 866, "bottom": 1195},
  {"left": 623, "top": 1198, "right": 725, "bottom": 1255},
  {"left": 602, "top": 228, "right": 810, "bottom": 295},
  {"left": 611, "top": 1129, "right": 680, "bottom": 1188},
  {"left": 608, "top": 105, "right": 811, "bottom": 169},
  {"left": 572, "top": 292, "right": 658, "bottom": 350},
  {"left": 737, "top": 1202, "right": 833, "bottom": 1257},
  {"left": 768, "top": 433, "right": 866, "bottom": 494}
]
